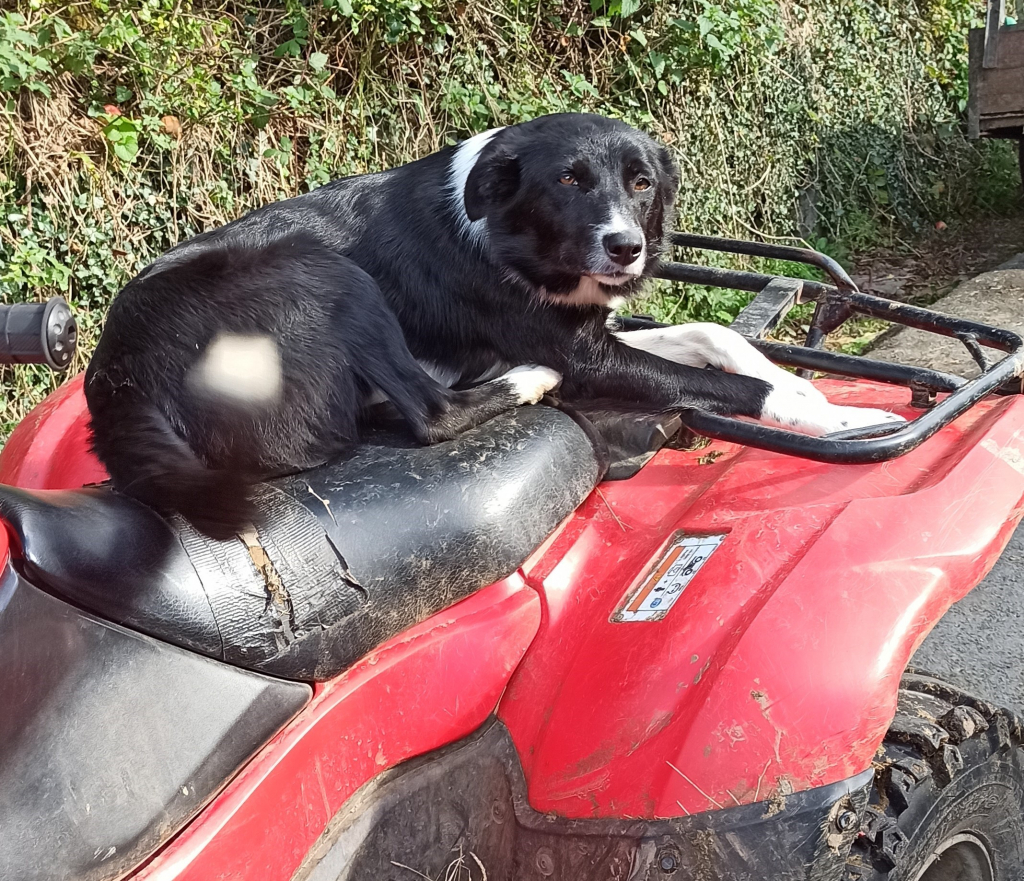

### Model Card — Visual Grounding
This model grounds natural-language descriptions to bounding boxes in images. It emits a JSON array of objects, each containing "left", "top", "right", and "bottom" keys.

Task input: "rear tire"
[{"left": 845, "top": 673, "right": 1024, "bottom": 881}]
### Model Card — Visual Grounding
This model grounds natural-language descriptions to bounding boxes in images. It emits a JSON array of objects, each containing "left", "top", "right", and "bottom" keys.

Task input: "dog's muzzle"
[
  {"left": 603, "top": 231, "right": 643, "bottom": 267},
  {"left": 587, "top": 227, "right": 646, "bottom": 285}
]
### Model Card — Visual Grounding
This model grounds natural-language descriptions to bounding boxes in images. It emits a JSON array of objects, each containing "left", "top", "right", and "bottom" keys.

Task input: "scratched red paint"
[
  {"left": 499, "top": 381, "right": 1024, "bottom": 817},
  {"left": 0, "top": 374, "right": 107, "bottom": 489}
]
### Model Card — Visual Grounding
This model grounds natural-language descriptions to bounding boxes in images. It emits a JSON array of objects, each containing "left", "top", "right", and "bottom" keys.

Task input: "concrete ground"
[
  {"left": 871, "top": 252, "right": 1024, "bottom": 713},
  {"left": 868, "top": 253, "right": 1024, "bottom": 378}
]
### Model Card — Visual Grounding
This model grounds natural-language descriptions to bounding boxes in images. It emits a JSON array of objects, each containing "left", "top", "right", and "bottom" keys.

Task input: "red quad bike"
[{"left": 3, "top": 234, "right": 1024, "bottom": 881}]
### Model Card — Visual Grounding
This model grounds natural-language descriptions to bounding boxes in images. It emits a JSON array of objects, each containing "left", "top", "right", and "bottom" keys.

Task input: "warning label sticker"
[{"left": 612, "top": 532, "right": 726, "bottom": 623}]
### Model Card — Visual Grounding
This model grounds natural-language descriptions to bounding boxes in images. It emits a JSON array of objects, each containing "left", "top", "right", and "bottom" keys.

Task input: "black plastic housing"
[
  {"left": 293, "top": 718, "right": 872, "bottom": 881},
  {"left": 0, "top": 566, "right": 310, "bottom": 881}
]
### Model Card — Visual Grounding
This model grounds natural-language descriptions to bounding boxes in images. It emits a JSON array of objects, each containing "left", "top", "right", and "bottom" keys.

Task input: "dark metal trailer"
[{"left": 969, "top": 0, "right": 1024, "bottom": 186}]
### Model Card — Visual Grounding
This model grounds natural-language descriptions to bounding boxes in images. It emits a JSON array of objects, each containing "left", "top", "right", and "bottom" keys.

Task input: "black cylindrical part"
[{"left": 0, "top": 298, "right": 77, "bottom": 370}]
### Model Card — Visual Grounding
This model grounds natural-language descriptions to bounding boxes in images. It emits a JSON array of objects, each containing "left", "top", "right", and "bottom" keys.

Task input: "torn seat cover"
[{"left": 0, "top": 406, "right": 601, "bottom": 680}]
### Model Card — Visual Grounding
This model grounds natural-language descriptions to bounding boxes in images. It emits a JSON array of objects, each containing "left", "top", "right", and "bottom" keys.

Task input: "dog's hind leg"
[
  {"left": 415, "top": 365, "right": 562, "bottom": 444},
  {"left": 84, "top": 374, "right": 259, "bottom": 540},
  {"left": 336, "top": 273, "right": 561, "bottom": 444}
]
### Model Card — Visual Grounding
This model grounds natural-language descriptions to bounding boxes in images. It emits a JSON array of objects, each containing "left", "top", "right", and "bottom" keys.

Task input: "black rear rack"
[{"left": 633, "top": 232, "right": 1024, "bottom": 464}]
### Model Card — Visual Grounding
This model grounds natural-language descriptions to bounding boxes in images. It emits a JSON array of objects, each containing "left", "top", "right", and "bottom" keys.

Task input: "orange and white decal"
[{"left": 612, "top": 532, "right": 725, "bottom": 623}]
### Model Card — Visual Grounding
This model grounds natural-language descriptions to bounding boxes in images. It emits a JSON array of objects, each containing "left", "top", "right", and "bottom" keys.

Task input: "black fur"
[{"left": 86, "top": 113, "right": 771, "bottom": 538}]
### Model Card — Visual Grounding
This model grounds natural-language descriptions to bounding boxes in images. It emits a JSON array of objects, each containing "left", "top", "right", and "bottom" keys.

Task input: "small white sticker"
[{"left": 612, "top": 533, "right": 726, "bottom": 622}]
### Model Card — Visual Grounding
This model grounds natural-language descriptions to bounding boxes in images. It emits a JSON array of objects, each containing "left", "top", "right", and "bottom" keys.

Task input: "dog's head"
[{"left": 456, "top": 113, "right": 679, "bottom": 307}]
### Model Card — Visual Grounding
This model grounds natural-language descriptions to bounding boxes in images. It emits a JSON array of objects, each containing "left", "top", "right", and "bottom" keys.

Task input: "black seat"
[{"left": 0, "top": 406, "right": 602, "bottom": 680}]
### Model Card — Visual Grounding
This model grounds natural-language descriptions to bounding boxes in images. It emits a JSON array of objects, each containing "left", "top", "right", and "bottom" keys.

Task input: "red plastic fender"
[
  {"left": 0, "top": 526, "right": 11, "bottom": 582},
  {"left": 499, "top": 381, "right": 1024, "bottom": 819},
  {"left": 0, "top": 374, "right": 107, "bottom": 489},
  {"left": 8, "top": 374, "right": 1024, "bottom": 829},
  {"left": 132, "top": 575, "right": 540, "bottom": 881}
]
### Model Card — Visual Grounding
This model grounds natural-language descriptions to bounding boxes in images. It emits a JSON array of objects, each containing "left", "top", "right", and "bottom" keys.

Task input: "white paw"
[
  {"left": 760, "top": 388, "right": 906, "bottom": 436},
  {"left": 761, "top": 366, "right": 828, "bottom": 405},
  {"left": 499, "top": 365, "right": 562, "bottom": 405},
  {"left": 617, "top": 323, "right": 826, "bottom": 406}
]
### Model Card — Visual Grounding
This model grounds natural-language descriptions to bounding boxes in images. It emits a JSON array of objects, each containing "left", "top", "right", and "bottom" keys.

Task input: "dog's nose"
[{"left": 603, "top": 232, "right": 643, "bottom": 267}]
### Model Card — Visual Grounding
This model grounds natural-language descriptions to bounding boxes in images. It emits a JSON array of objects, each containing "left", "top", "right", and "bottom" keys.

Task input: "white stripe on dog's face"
[{"left": 448, "top": 127, "right": 505, "bottom": 243}]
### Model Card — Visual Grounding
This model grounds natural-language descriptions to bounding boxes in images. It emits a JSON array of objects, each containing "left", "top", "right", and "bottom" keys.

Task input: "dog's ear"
[
  {"left": 644, "top": 145, "right": 680, "bottom": 251},
  {"left": 655, "top": 146, "right": 680, "bottom": 203},
  {"left": 464, "top": 147, "right": 520, "bottom": 222}
]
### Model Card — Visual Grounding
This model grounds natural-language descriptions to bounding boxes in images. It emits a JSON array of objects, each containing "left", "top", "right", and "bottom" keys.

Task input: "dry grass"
[{"left": 391, "top": 846, "right": 488, "bottom": 881}]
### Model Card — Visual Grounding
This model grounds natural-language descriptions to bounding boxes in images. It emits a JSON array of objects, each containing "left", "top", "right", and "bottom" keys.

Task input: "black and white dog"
[{"left": 85, "top": 113, "right": 902, "bottom": 538}]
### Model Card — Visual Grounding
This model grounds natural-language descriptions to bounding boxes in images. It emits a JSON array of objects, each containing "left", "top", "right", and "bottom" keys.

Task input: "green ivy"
[{"left": 0, "top": 0, "right": 1017, "bottom": 431}]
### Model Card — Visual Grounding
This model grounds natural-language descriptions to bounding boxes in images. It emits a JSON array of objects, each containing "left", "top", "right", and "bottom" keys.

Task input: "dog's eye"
[
  {"left": 559, "top": 173, "right": 577, "bottom": 187},
  {"left": 634, "top": 177, "right": 652, "bottom": 192}
]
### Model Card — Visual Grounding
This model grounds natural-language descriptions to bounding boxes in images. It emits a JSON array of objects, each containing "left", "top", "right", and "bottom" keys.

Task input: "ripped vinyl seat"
[{"left": 0, "top": 406, "right": 602, "bottom": 680}]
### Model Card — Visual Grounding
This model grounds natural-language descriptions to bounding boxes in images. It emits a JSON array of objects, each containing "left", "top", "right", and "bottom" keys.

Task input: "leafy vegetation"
[{"left": 0, "top": 0, "right": 1018, "bottom": 432}]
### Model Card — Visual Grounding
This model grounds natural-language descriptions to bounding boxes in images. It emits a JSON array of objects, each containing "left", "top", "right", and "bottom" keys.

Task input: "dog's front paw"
[
  {"left": 759, "top": 388, "right": 906, "bottom": 436},
  {"left": 763, "top": 368, "right": 828, "bottom": 406},
  {"left": 500, "top": 365, "right": 562, "bottom": 405}
]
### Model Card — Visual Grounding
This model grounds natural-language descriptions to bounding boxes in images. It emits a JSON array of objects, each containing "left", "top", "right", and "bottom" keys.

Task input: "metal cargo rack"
[{"left": 620, "top": 232, "right": 1024, "bottom": 464}]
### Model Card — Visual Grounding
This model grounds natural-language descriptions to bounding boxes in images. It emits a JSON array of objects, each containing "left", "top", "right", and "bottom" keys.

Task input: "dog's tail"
[
  {"left": 87, "top": 332, "right": 286, "bottom": 540},
  {"left": 84, "top": 345, "right": 284, "bottom": 542},
  {"left": 86, "top": 386, "right": 258, "bottom": 541}
]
